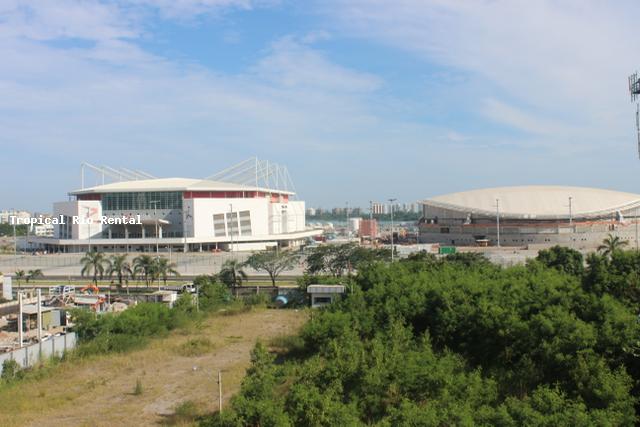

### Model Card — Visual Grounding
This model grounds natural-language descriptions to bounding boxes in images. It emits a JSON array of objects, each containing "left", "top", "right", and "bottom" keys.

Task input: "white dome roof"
[{"left": 423, "top": 186, "right": 640, "bottom": 219}]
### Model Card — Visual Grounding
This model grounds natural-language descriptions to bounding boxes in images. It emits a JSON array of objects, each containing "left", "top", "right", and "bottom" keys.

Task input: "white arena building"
[
  {"left": 30, "top": 159, "right": 322, "bottom": 253},
  {"left": 419, "top": 186, "right": 640, "bottom": 248}
]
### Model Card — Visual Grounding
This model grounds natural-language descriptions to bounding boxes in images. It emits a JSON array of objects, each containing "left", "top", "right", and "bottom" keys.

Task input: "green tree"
[
  {"left": 14, "top": 270, "right": 25, "bottom": 290},
  {"left": 80, "top": 251, "right": 107, "bottom": 285},
  {"left": 132, "top": 254, "right": 155, "bottom": 287},
  {"left": 26, "top": 269, "right": 43, "bottom": 283},
  {"left": 536, "top": 245, "right": 584, "bottom": 276},
  {"left": 106, "top": 254, "right": 133, "bottom": 293},
  {"left": 597, "top": 233, "right": 628, "bottom": 259},
  {"left": 219, "top": 259, "right": 248, "bottom": 294},
  {"left": 154, "top": 257, "right": 179, "bottom": 286},
  {"left": 245, "top": 250, "right": 299, "bottom": 287}
]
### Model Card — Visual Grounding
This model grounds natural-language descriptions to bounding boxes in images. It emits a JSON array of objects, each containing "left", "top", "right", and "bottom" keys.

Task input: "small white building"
[{"left": 307, "top": 284, "right": 346, "bottom": 308}]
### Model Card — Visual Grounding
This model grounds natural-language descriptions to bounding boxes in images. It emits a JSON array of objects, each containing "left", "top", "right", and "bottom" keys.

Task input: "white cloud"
[{"left": 321, "top": 0, "right": 640, "bottom": 149}]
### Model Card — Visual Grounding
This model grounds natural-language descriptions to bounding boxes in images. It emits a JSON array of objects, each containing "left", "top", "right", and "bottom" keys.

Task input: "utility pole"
[
  {"left": 229, "top": 203, "right": 234, "bottom": 255},
  {"left": 635, "top": 208, "right": 639, "bottom": 252},
  {"left": 37, "top": 289, "right": 42, "bottom": 342},
  {"left": 568, "top": 196, "right": 573, "bottom": 226},
  {"left": 18, "top": 292, "right": 23, "bottom": 348},
  {"left": 149, "top": 200, "right": 160, "bottom": 290},
  {"left": 84, "top": 206, "right": 92, "bottom": 253},
  {"left": 218, "top": 370, "right": 223, "bottom": 412},
  {"left": 495, "top": 199, "right": 501, "bottom": 248},
  {"left": 388, "top": 198, "right": 397, "bottom": 261}
]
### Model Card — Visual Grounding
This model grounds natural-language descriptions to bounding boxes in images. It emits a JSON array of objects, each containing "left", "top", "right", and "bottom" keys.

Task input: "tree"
[
  {"left": 306, "top": 244, "right": 389, "bottom": 277},
  {"left": 245, "top": 250, "right": 299, "bottom": 286},
  {"left": 536, "top": 245, "right": 584, "bottom": 276},
  {"left": 80, "top": 251, "right": 107, "bottom": 285},
  {"left": 154, "top": 257, "right": 179, "bottom": 286},
  {"left": 106, "top": 254, "right": 133, "bottom": 293},
  {"left": 14, "top": 270, "right": 25, "bottom": 290},
  {"left": 219, "top": 259, "right": 248, "bottom": 294},
  {"left": 132, "top": 254, "right": 155, "bottom": 287},
  {"left": 26, "top": 269, "right": 43, "bottom": 283},
  {"left": 597, "top": 234, "right": 628, "bottom": 259}
]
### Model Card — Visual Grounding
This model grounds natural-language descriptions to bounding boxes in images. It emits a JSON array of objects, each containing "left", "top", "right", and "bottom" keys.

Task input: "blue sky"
[{"left": 2, "top": 0, "right": 640, "bottom": 212}]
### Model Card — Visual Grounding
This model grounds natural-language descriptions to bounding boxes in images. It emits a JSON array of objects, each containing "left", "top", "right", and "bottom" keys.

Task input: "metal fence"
[{"left": 0, "top": 332, "right": 76, "bottom": 375}]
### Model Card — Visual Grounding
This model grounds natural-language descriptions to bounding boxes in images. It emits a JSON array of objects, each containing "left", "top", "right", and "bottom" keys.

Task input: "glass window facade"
[{"left": 101, "top": 192, "right": 183, "bottom": 211}]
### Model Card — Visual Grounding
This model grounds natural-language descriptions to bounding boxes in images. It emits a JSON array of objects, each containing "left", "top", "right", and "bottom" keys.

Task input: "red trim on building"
[
  {"left": 183, "top": 191, "right": 278, "bottom": 199},
  {"left": 77, "top": 194, "right": 101, "bottom": 201}
]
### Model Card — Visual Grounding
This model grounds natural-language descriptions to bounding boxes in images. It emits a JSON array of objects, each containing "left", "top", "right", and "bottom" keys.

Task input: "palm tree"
[
  {"left": 154, "top": 257, "right": 179, "bottom": 287},
  {"left": 219, "top": 259, "right": 247, "bottom": 295},
  {"left": 597, "top": 234, "right": 628, "bottom": 259},
  {"left": 107, "top": 254, "right": 133, "bottom": 294},
  {"left": 26, "top": 269, "right": 43, "bottom": 283},
  {"left": 14, "top": 270, "right": 25, "bottom": 290},
  {"left": 80, "top": 251, "right": 107, "bottom": 285},
  {"left": 133, "top": 254, "right": 155, "bottom": 288}
]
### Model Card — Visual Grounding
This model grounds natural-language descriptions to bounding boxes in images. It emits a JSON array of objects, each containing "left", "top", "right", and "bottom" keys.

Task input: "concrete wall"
[{"left": 0, "top": 332, "right": 76, "bottom": 375}]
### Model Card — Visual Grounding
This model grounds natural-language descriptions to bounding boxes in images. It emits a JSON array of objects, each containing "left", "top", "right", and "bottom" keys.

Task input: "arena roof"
[
  {"left": 421, "top": 186, "right": 640, "bottom": 219},
  {"left": 70, "top": 178, "right": 295, "bottom": 196}
]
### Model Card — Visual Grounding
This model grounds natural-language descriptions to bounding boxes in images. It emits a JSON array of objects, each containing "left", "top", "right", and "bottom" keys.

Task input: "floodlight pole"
[
  {"left": 495, "top": 199, "right": 501, "bottom": 248},
  {"left": 568, "top": 196, "right": 573, "bottom": 226},
  {"left": 388, "top": 198, "right": 397, "bottom": 261},
  {"left": 229, "top": 203, "right": 234, "bottom": 255},
  {"left": 150, "top": 201, "right": 159, "bottom": 257},
  {"left": 84, "top": 206, "right": 91, "bottom": 253}
]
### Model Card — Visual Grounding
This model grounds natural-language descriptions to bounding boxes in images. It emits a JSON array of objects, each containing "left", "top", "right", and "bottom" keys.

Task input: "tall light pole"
[
  {"left": 84, "top": 206, "right": 92, "bottom": 253},
  {"left": 568, "top": 196, "right": 573, "bottom": 226},
  {"left": 388, "top": 198, "right": 397, "bottom": 261},
  {"left": 635, "top": 208, "right": 639, "bottom": 252},
  {"left": 12, "top": 216, "right": 17, "bottom": 257},
  {"left": 495, "top": 199, "right": 501, "bottom": 248},
  {"left": 150, "top": 201, "right": 159, "bottom": 257},
  {"left": 229, "top": 203, "right": 234, "bottom": 254}
]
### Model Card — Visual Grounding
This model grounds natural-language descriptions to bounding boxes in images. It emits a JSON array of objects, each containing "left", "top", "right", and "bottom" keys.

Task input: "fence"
[{"left": 0, "top": 332, "right": 76, "bottom": 375}]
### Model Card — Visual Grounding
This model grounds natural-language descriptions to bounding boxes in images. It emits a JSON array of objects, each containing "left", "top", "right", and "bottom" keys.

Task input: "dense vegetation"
[
  {"left": 206, "top": 247, "right": 640, "bottom": 426},
  {"left": 0, "top": 223, "right": 27, "bottom": 237}
]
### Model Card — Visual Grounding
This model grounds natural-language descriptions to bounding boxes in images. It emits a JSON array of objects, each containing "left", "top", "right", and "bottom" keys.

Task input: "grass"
[
  {"left": 161, "top": 400, "right": 201, "bottom": 426},
  {"left": 0, "top": 309, "right": 308, "bottom": 427},
  {"left": 133, "top": 378, "right": 143, "bottom": 395},
  {"left": 176, "top": 338, "right": 215, "bottom": 357}
]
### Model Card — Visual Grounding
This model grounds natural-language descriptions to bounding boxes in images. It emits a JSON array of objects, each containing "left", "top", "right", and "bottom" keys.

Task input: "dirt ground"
[{"left": 0, "top": 308, "right": 307, "bottom": 427}]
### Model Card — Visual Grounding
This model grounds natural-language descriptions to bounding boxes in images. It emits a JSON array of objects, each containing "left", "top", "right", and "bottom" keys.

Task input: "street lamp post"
[
  {"left": 388, "top": 198, "right": 397, "bottom": 261},
  {"left": 568, "top": 196, "right": 573, "bottom": 226},
  {"left": 84, "top": 206, "right": 92, "bottom": 253},
  {"left": 229, "top": 203, "right": 234, "bottom": 255},
  {"left": 150, "top": 201, "right": 160, "bottom": 256},
  {"left": 495, "top": 199, "right": 501, "bottom": 248}
]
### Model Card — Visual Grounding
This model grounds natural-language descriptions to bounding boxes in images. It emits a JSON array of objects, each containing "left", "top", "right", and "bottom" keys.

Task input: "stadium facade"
[
  {"left": 30, "top": 160, "right": 321, "bottom": 253},
  {"left": 418, "top": 186, "right": 640, "bottom": 248}
]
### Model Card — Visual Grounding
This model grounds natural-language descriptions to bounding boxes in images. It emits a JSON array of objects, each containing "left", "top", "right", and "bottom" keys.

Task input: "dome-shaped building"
[{"left": 418, "top": 186, "right": 640, "bottom": 248}]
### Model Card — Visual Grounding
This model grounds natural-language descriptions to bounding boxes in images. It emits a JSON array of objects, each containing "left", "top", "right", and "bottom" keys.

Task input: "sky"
[{"left": 2, "top": 0, "right": 640, "bottom": 211}]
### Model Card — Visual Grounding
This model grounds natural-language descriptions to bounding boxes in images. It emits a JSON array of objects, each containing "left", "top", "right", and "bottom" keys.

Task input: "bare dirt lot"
[{"left": 0, "top": 308, "right": 307, "bottom": 427}]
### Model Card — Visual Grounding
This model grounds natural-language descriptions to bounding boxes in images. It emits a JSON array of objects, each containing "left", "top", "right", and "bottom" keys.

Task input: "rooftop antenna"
[{"left": 628, "top": 72, "right": 640, "bottom": 158}]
